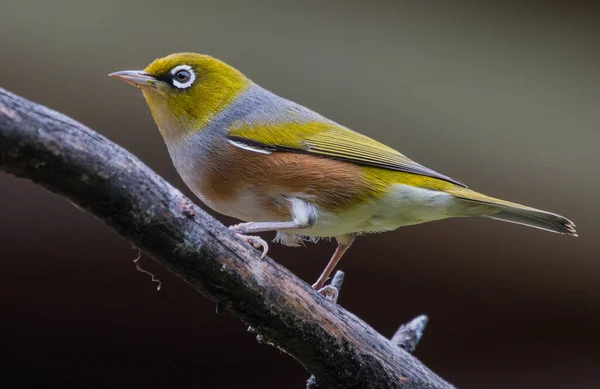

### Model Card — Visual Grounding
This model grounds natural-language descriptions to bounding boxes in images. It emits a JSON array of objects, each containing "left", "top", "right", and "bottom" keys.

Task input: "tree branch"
[
  {"left": 0, "top": 88, "right": 456, "bottom": 389},
  {"left": 392, "top": 315, "right": 429, "bottom": 354},
  {"left": 307, "top": 272, "right": 431, "bottom": 388}
]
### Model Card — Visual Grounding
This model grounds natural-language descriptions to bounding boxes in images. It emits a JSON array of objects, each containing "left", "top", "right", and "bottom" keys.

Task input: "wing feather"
[{"left": 228, "top": 121, "right": 466, "bottom": 187}]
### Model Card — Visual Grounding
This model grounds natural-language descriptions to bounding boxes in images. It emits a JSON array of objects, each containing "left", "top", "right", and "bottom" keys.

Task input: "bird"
[{"left": 110, "top": 52, "right": 577, "bottom": 293}]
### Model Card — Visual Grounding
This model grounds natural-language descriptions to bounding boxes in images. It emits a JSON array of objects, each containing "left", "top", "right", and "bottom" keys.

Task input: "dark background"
[{"left": 1, "top": 1, "right": 598, "bottom": 388}]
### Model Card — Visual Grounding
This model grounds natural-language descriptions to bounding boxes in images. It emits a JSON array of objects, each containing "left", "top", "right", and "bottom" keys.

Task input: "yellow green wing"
[{"left": 228, "top": 121, "right": 465, "bottom": 187}]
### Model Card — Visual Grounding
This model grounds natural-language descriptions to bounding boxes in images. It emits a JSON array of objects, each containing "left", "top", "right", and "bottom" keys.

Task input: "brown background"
[{"left": 1, "top": 1, "right": 598, "bottom": 388}]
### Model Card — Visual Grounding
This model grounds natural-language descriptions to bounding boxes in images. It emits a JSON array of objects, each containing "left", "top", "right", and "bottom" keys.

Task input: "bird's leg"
[
  {"left": 312, "top": 235, "right": 355, "bottom": 292},
  {"left": 229, "top": 220, "right": 313, "bottom": 259},
  {"left": 229, "top": 221, "right": 304, "bottom": 234}
]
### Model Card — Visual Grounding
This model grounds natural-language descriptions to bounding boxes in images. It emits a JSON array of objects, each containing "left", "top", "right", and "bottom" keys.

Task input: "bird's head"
[{"left": 110, "top": 53, "right": 250, "bottom": 140}]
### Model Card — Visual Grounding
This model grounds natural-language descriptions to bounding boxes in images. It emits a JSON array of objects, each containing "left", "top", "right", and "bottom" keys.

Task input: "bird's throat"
[{"left": 142, "top": 78, "right": 251, "bottom": 144}]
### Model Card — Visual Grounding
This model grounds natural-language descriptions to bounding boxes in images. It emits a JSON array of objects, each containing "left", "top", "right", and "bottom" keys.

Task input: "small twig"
[
  {"left": 330, "top": 270, "right": 345, "bottom": 290},
  {"left": 391, "top": 315, "right": 429, "bottom": 353},
  {"left": 321, "top": 270, "right": 345, "bottom": 303},
  {"left": 132, "top": 247, "right": 162, "bottom": 291}
]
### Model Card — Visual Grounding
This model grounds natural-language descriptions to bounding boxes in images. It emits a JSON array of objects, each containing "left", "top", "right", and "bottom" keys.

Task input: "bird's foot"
[
  {"left": 314, "top": 284, "right": 339, "bottom": 302},
  {"left": 233, "top": 233, "right": 269, "bottom": 259}
]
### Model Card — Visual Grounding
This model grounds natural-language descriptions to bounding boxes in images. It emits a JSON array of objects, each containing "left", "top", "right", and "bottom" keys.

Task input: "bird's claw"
[
  {"left": 315, "top": 284, "right": 339, "bottom": 303},
  {"left": 234, "top": 233, "right": 269, "bottom": 259}
]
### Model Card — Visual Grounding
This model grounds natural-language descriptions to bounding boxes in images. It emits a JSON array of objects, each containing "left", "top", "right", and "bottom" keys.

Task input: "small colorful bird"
[{"left": 110, "top": 53, "right": 577, "bottom": 292}]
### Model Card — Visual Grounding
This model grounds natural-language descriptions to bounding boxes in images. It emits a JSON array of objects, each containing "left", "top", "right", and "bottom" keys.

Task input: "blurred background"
[{"left": 1, "top": 0, "right": 598, "bottom": 388}]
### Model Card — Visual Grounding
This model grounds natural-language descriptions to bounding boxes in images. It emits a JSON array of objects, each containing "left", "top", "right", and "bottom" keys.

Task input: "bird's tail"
[{"left": 447, "top": 187, "right": 577, "bottom": 237}]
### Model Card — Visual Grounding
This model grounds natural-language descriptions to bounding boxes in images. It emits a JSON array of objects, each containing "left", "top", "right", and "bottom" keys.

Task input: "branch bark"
[
  {"left": 0, "top": 88, "right": 456, "bottom": 389},
  {"left": 307, "top": 272, "right": 431, "bottom": 388}
]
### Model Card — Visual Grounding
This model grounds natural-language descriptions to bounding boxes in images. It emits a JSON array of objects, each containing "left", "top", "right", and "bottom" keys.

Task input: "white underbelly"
[
  {"left": 283, "top": 184, "right": 457, "bottom": 237},
  {"left": 197, "top": 183, "right": 459, "bottom": 238}
]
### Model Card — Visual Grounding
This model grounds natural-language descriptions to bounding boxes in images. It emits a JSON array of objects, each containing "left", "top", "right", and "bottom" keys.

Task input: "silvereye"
[{"left": 110, "top": 53, "right": 577, "bottom": 291}]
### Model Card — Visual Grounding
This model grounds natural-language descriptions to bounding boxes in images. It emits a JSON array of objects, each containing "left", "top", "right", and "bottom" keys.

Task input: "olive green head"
[{"left": 110, "top": 53, "right": 250, "bottom": 140}]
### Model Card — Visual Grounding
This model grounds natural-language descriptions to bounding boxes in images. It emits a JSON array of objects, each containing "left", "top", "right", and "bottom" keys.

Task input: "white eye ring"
[{"left": 170, "top": 65, "right": 196, "bottom": 89}]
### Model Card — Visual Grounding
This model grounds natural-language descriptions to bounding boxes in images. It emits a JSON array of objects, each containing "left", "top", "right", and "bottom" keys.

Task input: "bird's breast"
[{"left": 167, "top": 135, "right": 380, "bottom": 223}]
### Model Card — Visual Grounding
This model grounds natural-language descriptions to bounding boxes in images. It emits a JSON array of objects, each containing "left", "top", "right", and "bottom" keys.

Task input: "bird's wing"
[{"left": 228, "top": 121, "right": 466, "bottom": 187}]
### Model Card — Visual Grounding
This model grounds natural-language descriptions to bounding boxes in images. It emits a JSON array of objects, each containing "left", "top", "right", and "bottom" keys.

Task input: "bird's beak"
[{"left": 109, "top": 70, "right": 157, "bottom": 88}]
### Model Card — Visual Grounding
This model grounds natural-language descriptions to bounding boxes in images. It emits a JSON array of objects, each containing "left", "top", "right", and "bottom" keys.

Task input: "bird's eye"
[
  {"left": 170, "top": 65, "right": 196, "bottom": 89},
  {"left": 175, "top": 70, "right": 191, "bottom": 82}
]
